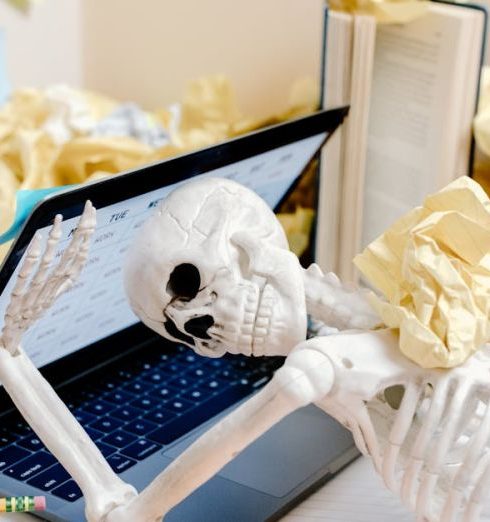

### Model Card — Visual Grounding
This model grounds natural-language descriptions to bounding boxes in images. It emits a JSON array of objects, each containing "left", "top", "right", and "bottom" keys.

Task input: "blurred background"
[
  {"left": 0, "top": 0, "right": 324, "bottom": 117},
  {"left": 0, "top": 0, "right": 326, "bottom": 261}
]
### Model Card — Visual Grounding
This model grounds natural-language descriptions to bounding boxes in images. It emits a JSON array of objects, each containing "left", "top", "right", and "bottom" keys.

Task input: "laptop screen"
[{"left": 0, "top": 130, "right": 329, "bottom": 370}]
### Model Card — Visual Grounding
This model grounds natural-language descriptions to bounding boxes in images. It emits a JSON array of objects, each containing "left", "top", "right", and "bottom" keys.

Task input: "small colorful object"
[{"left": 0, "top": 495, "right": 46, "bottom": 513}]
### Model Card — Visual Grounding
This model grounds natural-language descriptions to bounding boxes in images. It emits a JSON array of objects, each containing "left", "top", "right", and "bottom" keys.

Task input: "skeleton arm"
[
  {"left": 0, "top": 203, "right": 136, "bottom": 522},
  {"left": 106, "top": 342, "right": 335, "bottom": 522},
  {"left": 110, "top": 326, "right": 490, "bottom": 522},
  {"left": 303, "top": 263, "right": 381, "bottom": 331}
]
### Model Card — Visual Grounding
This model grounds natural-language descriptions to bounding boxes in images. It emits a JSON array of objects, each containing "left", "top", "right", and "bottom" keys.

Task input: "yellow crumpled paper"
[
  {"left": 0, "top": 75, "right": 318, "bottom": 263},
  {"left": 277, "top": 207, "right": 315, "bottom": 257},
  {"left": 328, "top": 0, "right": 428, "bottom": 24},
  {"left": 354, "top": 176, "right": 490, "bottom": 369}
]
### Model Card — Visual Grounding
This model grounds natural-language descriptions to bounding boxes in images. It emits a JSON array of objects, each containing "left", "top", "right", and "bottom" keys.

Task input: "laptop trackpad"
[{"left": 164, "top": 405, "right": 353, "bottom": 498}]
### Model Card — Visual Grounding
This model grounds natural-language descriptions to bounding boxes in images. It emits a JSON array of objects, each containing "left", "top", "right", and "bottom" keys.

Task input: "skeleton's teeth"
[
  {"left": 247, "top": 292, "right": 257, "bottom": 303},
  {"left": 258, "top": 304, "right": 272, "bottom": 314},
  {"left": 255, "top": 317, "right": 269, "bottom": 328},
  {"left": 254, "top": 327, "right": 268, "bottom": 337},
  {"left": 244, "top": 312, "right": 255, "bottom": 323},
  {"left": 242, "top": 324, "right": 254, "bottom": 334},
  {"left": 239, "top": 334, "right": 252, "bottom": 345}
]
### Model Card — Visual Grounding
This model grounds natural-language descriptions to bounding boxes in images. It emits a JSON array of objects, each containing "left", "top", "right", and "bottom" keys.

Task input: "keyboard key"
[
  {"left": 85, "top": 427, "right": 104, "bottom": 442},
  {"left": 73, "top": 409, "right": 96, "bottom": 426},
  {"left": 148, "top": 384, "right": 251, "bottom": 445},
  {"left": 125, "top": 419, "right": 158, "bottom": 436},
  {"left": 79, "top": 387, "right": 100, "bottom": 402},
  {"left": 130, "top": 396, "right": 160, "bottom": 411},
  {"left": 204, "top": 358, "right": 225, "bottom": 369},
  {"left": 187, "top": 367, "right": 206, "bottom": 379},
  {"left": 165, "top": 399, "right": 194, "bottom": 414},
  {"left": 229, "top": 359, "right": 251, "bottom": 370},
  {"left": 4, "top": 417, "right": 32, "bottom": 437},
  {"left": 121, "top": 439, "right": 162, "bottom": 460},
  {"left": 168, "top": 376, "right": 191, "bottom": 388},
  {"left": 104, "top": 390, "right": 134, "bottom": 405},
  {"left": 115, "top": 368, "right": 136, "bottom": 381},
  {"left": 107, "top": 454, "right": 137, "bottom": 474},
  {"left": 27, "top": 463, "right": 70, "bottom": 491},
  {"left": 90, "top": 416, "right": 124, "bottom": 434},
  {"left": 52, "top": 480, "right": 83, "bottom": 501},
  {"left": 180, "top": 388, "right": 212, "bottom": 403},
  {"left": 95, "top": 442, "right": 117, "bottom": 458},
  {"left": 0, "top": 431, "right": 15, "bottom": 448},
  {"left": 216, "top": 369, "right": 240, "bottom": 381},
  {"left": 201, "top": 378, "right": 228, "bottom": 391},
  {"left": 143, "top": 408, "right": 176, "bottom": 425},
  {"left": 149, "top": 385, "right": 179, "bottom": 401},
  {"left": 175, "top": 352, "right": 198, "bottom": 365},
  {"left": 96, "top": 379, "right": 121, "bottom": 392},
  {"left": 102, "top": 431, "right": 137, "bottom": 448},
  {"left": 112, "top": 406, "right": 141, "bottom": 422},
  {"left": 82, "top": 400, "right": 115, "bottom": 416},
  {"left": 18, "top": 435, "right": 45, "bottom": 452},
  {"left": 123, "top": 380, "right": 148, "bottom": 395},
  {"left": 4, "top": 451, "right": 56, "bottom": 481},
  {"left": 160, "top": 363, "right": 185, "bottom": 375},
  {"left": 156, "top": 353, "right": 172, "bottom": 364},
  {"left": 0, "top": 446, "right": 30, "bottom": 470},
  {"left": 156, "top": 348, "right": 179, "bottom": 362},
  {"left": 141, "top": 371, "right": 166, "bottom": 385}
]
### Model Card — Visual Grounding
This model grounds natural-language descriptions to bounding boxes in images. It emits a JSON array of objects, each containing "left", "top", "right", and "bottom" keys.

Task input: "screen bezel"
[{"left": 0, "top": 106, "right": 348, "bottom": 396}]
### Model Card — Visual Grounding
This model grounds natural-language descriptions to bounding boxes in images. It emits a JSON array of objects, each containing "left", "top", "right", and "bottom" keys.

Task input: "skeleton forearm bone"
[
  {"left": 0, "top": 347, "right": 136, "bottom": 521},
  {"left": 106, "top": 344, "right": 335, "bottom": 522}
]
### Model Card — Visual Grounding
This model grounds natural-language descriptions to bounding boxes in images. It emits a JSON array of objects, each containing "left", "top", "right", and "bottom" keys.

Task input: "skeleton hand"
[{"left": 1, "top": 200, "right": 96, "bottom": 354}]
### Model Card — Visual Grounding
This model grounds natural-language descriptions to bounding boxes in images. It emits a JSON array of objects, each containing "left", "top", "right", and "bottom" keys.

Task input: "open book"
[{"left": 315, "top": 2, "right": 487, "bottom": 281}]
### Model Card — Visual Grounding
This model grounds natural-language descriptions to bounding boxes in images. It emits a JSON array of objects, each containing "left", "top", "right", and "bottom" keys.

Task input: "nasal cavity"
[{"left": 184, "top": 315, "right": 214, "bottom": 340}]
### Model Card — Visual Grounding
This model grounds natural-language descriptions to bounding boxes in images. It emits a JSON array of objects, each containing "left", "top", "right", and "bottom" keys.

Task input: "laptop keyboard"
[{"left": 0, "top": 342, "right": 284, "bottom": 502}]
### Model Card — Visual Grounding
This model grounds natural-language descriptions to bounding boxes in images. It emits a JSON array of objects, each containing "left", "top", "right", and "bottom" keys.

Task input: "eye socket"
[{"left": 166, "top": 263, "right": 201, "bottom": 300}]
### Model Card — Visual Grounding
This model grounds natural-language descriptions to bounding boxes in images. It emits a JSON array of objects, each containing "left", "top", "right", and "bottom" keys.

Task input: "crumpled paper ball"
[
  {"left": 328, "top": 0, "right": 428, "bottom": 24},
  {"left": 0, "top": 75, "right": 319, "bottom": 263},
  {"left": 354, "top": 176, "right": 490, "bottom": 368}
]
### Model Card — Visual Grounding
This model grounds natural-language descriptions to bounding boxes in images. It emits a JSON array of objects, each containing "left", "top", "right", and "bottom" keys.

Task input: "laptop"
[{"left": 0, "top": 107, "right": 358, "bottom": 522}]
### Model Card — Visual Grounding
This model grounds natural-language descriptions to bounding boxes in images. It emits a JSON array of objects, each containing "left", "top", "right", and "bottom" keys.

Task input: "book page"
[
  {"left": 316, "top": 11, "right": 353, "bottom": 272},
  {"left": 361, "top": 8, "right": 467, "bottom": 247},
  {"left": 338, "top": 15, "right": 376, "bottom": 281}
]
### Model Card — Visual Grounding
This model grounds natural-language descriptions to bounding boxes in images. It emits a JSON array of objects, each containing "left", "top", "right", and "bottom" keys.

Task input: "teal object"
[{"left": 0, "top": 186, "right": 75, "bottom": 244}]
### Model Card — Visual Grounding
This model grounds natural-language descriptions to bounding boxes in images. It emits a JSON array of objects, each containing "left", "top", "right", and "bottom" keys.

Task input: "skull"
[{"left": 124, "top": 177, "right": 307, "bottom": 358}]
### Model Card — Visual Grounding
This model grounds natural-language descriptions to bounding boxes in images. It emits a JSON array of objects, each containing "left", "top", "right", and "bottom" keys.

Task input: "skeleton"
[{"left": 1, "top": 178, "right": 489, "bottom": 522}]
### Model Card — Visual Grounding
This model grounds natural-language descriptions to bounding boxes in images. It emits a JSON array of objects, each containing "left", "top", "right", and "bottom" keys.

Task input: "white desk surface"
[
  {"left": 0, "top": 457, "right": 414, "bottom": 522},
  {"left": 281, "top": 456, "right": 413, "bottom": 522}
]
